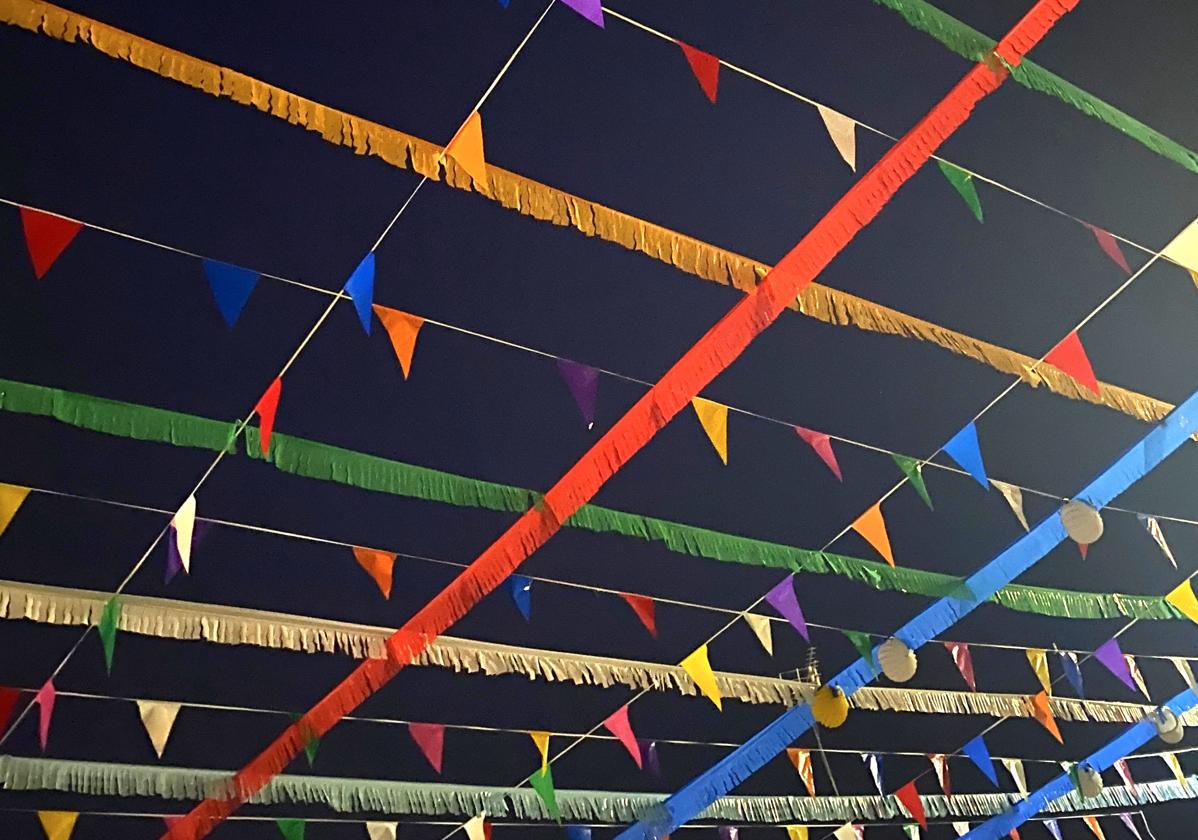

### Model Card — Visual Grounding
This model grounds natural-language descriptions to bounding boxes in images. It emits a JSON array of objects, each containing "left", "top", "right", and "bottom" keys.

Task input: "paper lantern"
[
  {"left": 1076, "top": 763, "right": 1103, "bottom": 799},
  {"left": 1061, "top": 501, "right": 1103, "bottom": 545},
  {"left": 878, "top": 637, "right": 918, "bottom": 683},
  {"left": 1153, "top": 708, "right": 1185, "bottom": 744},
  {"left": 812, "top": 685, "right": 849, "bottom": 728}
]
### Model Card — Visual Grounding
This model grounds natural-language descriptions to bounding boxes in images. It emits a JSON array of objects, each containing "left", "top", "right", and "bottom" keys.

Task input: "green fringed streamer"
[
  {"left": 937, "top": 161, "right": 983, "bottom": 222},
  {"left": 870, "top": 0, "right": 1198, "bottom": 175},
  {"left": 98, "top": 597, "right": 120, "bottom": 673},
  {"left": 892, "top": 454, "right": 933, "bottom": 510},
  {"left": 0, "top": 377, "right": 1185, "bottom": 622},
  {"left": 276, "top": 818, "right": 305, "bottom": 840},
  {"left": 530, "top": 767, "right": 561, "bottom": 822}
]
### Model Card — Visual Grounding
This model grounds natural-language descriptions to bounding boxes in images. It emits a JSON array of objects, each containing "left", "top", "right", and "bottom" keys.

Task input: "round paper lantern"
[
  {"left": 1076, "top": 763, "right": 1104, "bottom": 799},
  {"left": 1061, "top": 500, "right": 1103, "bottom": 545},
  {"left": 878, "top": 637, "right": 918, "bottom": 683},
  {"left": 812, "top": 685, "right": 849, "bottom": 728},
  {"left": 1153, "top": 708, "right": 1185, "bottom": 744}
]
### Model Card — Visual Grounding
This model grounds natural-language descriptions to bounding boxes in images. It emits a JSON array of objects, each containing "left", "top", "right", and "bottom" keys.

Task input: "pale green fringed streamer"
[
  {"left": 0, "top": 377, "right": 1184, "bottom": 621},
  {"left": 868, "top": 0, "right": 1198, "bottom": 175},
  {"left": 0, "top": 756, "right": 1193, "bottom": 822}
]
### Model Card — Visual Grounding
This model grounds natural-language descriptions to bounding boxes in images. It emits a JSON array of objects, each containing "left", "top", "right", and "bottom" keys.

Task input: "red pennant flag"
[
  {"left": 254, "top": 378, "right": 283, "bottom": 456},
  {"left": 895, "top": 780, "right": 927, "bottom": 828},
  {"left": 944, "top": 642, "right": 976, "bottom": 691},
  {"left": 1044, "top": 331, "right": 1099, "bottom": 396},
  {"left": 678, "top": 41, "right": 720, "bottom": 103},
  {"left": 795, "top": 426, "right": 842, "bottom": 481},
  {"left": 0, "top": 687, "right": 20, "bottom": 733},
  {"left": 352, "top": 546, "right": 397, "bottom": 599},
  {"left": 619, "top": 593, "right": 657, "bottom": 637},
  {"left": 408, "top": 722, "right": 444, "bottom": 773},
  {"left": 603, "top": 704, "right": 643, "bottom": 769},
  {"left": 1078, "top": 542, "right": 1089, "bottom": 560},
  {"left": 20, "top": 207, "right": 83, "bottom": 279},
  {"left": 1087, "top": 225, "right": 1131, "bottom": 274}
]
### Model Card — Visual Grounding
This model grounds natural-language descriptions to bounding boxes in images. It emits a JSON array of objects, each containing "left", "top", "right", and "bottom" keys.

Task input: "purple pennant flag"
[
  {"left": 1119, "top": 813, "right": 1143, "bottom": 840},
  {"left": 556, "top": 359, "right": 599, "bottom": 429},
  {"left": 164, "top": 524, "right": 183, "bottom": 584},
  {"left": 1042, "top": 819, "right": 1062, "bottom": 840},
  {"left": 1094, "top": 638, "right": 1137, "bottom": 691},
  {"left": 638, "top": 738, "right": 661, "bottom": 777},
  {"left": 560, "top": 0, "right": 604, "bottom": 27},
  {"left": 764, "top": 575, "right": 809, "bottom": 641}
]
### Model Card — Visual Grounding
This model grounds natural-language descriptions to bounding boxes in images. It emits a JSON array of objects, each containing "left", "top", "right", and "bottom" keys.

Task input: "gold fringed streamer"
[{"left": 0, "top": 0, "right": 1177, "bottom": 428}]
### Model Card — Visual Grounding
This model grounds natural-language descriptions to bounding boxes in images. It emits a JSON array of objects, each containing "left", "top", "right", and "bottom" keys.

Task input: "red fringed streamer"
[{"left": 162, "top": 3, "right": 1077, "bottom": 836}]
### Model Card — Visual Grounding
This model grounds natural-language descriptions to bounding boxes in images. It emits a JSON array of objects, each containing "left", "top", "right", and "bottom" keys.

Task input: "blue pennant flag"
[
  {"left": 202, "top": 259, "right": 259, "bottom": 328},
  {"left": 943, "top": 422, "right": 989, "bottom": 488},
  {"left": 344, "top": 252, "right": 376, "bottom": 335},
  {"left": 1059, "top": 650, "right": 1085, "bottom": 698},
  {"left": 962, "top": 734, "right": 998, "bottom": 787},
  {"left": 510, "top": 574, "right": 533, "bottom": 620},
  {"left": 565, "top": 828, "right": 592, "bottom": 840}
]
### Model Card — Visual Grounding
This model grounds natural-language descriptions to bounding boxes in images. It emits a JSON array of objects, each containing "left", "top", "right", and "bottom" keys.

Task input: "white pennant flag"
[
  {"left": 463, "top": 815, "right": 488, "bottom": 840},
  {"left": 135, "top": 700, "right": 182, "bottom": 759},
  {"left": 929, "top": 753, "right": 950, "bottom": 796},
  {"left": 863, "top": 753, "right": 884, "bottom": 795},
  {"left": 1001, "top": 758, "right": 1027, "bottom": 797},
  {"left": 1171, "top": 657, "right": 1196, "bottom": 689},
  {"left": 1138, "top": 514, "right": 1177, "bottom": 567},
  {"left": 365, "top": 822, "right": 398, "bottom": 840},
  {"left": 902, "top": 825, "right": 919, "bottom": 840},
  {"left": 952, "top": 824, "right": 970, "bottom": 838},
  {"left": 990, "top": 480, "right": 1029, "bottom": 531},
  {"left": 817, "top": 105, "right": 856, "bottom": 171},
  {"left": 173, "top": 495, "right": 197, "bottom": 573},
  {"left": 1124, "top": 654, "right": 1152, "bottom": 700},
  {"left": 744, "top": 613, "right": 773, "bottom": 656},
  {"left": 833, "top": 824, "right": 858, "bottom": 840}
]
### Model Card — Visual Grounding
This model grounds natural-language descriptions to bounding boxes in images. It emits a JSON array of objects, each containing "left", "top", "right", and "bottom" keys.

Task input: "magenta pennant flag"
[
  {"left": 603, "top": 705, "right": 642, "bottom": 768},
  {"left": 560, "top": 0, "right": 603, "bottom": 27},
  {"left": 1087, "top": 224, "right": 1132, "bottom": 274},
  {"left": 944, "top": 641, "right": 976, "bottom": 691},
  {"left": 1093, "top": 638, "right": 1137, "bottom": 691},
  {"left": 1118, "top": 814, "right": 1142, "bottom": 840},
  {"left": 795, "top": 426, "right": 842, "bottom": 481},
  {"left": 34, "top": 679, "right": 55, "bottom": 751},
  {"left": 764, "top": 575, "right": 809, "bottom": 641},
  {"left": 556, "top": 359, "right": 599, "bottom": 429},
  {"left": 408, "top": 722, "right": 445, "bottom": 773}
]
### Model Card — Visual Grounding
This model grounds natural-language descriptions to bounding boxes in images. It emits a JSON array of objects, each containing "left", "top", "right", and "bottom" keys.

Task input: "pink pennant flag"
[
  {"left": 34, "top": 679, "right": 55, "bottom": 751},
  {"left": 944, "top": 642, "right": 976, "bottom": 691},
  {"left": 1113, "top": 759, "right": 1137, "bottom": 797},
  {"left": 1093, "top": 638, "right": 1137, "bottom": 692},
  {"left": 408, "top": 722, "right": 444, "bottom": 773},
  {"left": 794, "top": 426, "right": 842, "bottom": 481},
  {"left": 603, "top": 704, "right": 643, "bottom": 769},
  {"left": 1087, "top": 225, "right": 1132, "bottom": 274}
]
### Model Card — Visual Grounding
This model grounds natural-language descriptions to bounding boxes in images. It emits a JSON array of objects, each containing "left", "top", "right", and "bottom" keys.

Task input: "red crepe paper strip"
[
  {"left": 1044, "top": 331, "right": 1100, "bottom": 395},
  {"left": 162, "top": 2, "right": 1075, "bottom": 834},
  {"left": 678, "top": 41, "right": 720, "bottom": 103},
  {"left": 20, "top": 207, "right": 83, "bottom": 279},
  {"left": 254, "top": 378, "right": 283, "bottom": 456}
]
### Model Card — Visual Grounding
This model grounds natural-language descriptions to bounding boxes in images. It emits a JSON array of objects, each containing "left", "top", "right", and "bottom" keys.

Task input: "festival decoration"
[
  {"left": 19, "top": 207, "right": 82, "bottom": 278},
  {"left": 1113, "top": 759, "right": 1136, "bottom": 796},
  {"left": 1151, "top": 708, "right": 1184, "bottom": 744},
  {"left": 850, "top": 503, "right": 894, "bottom": 567},
  {"left": 895, "top": 780, "right": 927, "bottom": 828},
  {"left": 275, "top": 818, "right": 305, "bottom": 840},
  {"left": 565, "top": 828, "right": 592, "bottom": 840},
  {"left": 1026, "top": 649, "right": 1051, "bottom": 695},
  {"left": 510, "top": 574, "right": 533, "bottom": 620},
  {"left": 812, "top": 685, "right": 849, "bottom": 729},
  {"left": 640, "top": 739, "right": 661, "bottom": 776},
  {"left": 878, "top": 637, "right": 918, "bottom": 682},
  {"left": 1165, "top": 580, "right": 1198, "bottom": 624},
  {"left": 717, "top": 826, "right": 738, "bottom": 840},
  {"left": 352, "top": 547, "right": 396, "bottom": 599},
  {"left": 34, "top": 679, "right": 55, "bottom": 751},
  {"left": 1043, "top": 819, "right": 1062, "bottom": 840},
  {"left": 692, "top": 398, "right": 729, "bottom": 464},
  {"left": 201, "top": 259, "right": 259, "bottom": 328},
  {"left": 137, "top": 700, "right": 182, "bottom": 759},
  {"left": 991, "top": 480, "right": 1029, "bottom": 530},
  {"left": 172, "top": 495, "right": 197, "bottom": 576},
  {"left": 463, "top": 815, "right": 488, "bottom": 840},
  {"left": 287, "top": 712, "right": 320, "bottom": 767},
  {"left": 1162, "top": 752, "right": 1186, "bottom": 785},
  {"left": 945, "top": 642, "right": 976, "bottom": 691},
  {"left": 0, "top": 687, "right": 20, "bottom": 733},
  {"left": 863, "top": 753, "right": 884, "bottom": 796},
  {"left": 445, "top": 112, "right": 487, "bottom": 187},
  {"left": 844, "top": 630, "right": 878, "bottom": 674},
  {"left": 408, "top": 722, "right": 444, "bottom": 773},
  {"left": 1044, "top": 332, "right": 1100, "bottom": 396},
  {"left": 253, "top": 378, "right": 283, "bottom": 456},
  {"left": 37, "top": 811, "right": 78, "bottom": 840},
  {"left": 680, "top": 646, "right": 722, "bottom": 710},
  {"left": 1060, "top": 500, "right": 1103, "bottom": 545},
  {"left": 1093, "top": 639, "right": 1136, "bottom": 692},
  {"left": 1138, "top": 515, "right": 1177, "bottom": 567},
  {"left": 929, "top": 754, "right": 950, "bottom": 796},
  {"left": 603, "top": 705, "right": 642, "bottom": 768},
  {"left": 373, "top": 305, "right": 425, "bottom": 379},
  {"left": 557, "top": 359, "right": 600, "bottom": 429},
  {"left": 562, "top": 0, "right": 604, "bottom": 27},
  {"left": 366, "top": 823, "right": 398, "bottom": 840},
  {"left": 786, "top": 827, "right": 808, "bottom": 840},
  {"left": 98, "top": 597, "right": 119, "bottom": 673},
  {"left": 1118, "top": 814, "right": 1143, "bottom": 840},
  {"left": 1059, "top": 650, "right": 1084, "bottom": 697},
  {"left": 1125, "top": 655, "right": 1151, "bottom": 700},
  {"left": 619, "top": 593, "right": 656, "bottom": 637},
  {"left": 788, "top": 748, "right": 815, "bottom": 797},
  {"left": 0, "top": 482, "right": 29, "bottom": 539},
  {"left": 530, "top": 763, "right": 561, "bottom": 821},
  {"left": 1029, "top": 691, "right": 1063, "bottom": 743},
  {"left": 530, "top": 730, "right": 551, "bottom": 773},
  {"left": 818, "top": 106, "right": 857, "bottom": 171},
  {"left": 892, "top": 455, "right": 933, "bottom": 509},
  {"left": 959, "top": 736, "right": 996, "bottom": 788},
  {"left": 1172, "top": 657, "right": 1196, "bottom": 689},
  {"left": 936, "top": 161, "right": 983, "bottom": 222},
  {"left": 1002, "top": 758, "right": 1028, "bottom": 797},
  {"left": 794, "top": 426, "right": 842, "bottom": 481},
  {"left": 942, "top": 422, "right": 988, "bottom": 488},
  {"left": 1075, "top": 763, "right": 1103, "bottom": 798},
  {"left": 744, "top": 614, "right": 773, "bottom": 655},
  {"left": 953, "top": 825, "right": 970, "bottom": 838},
  {"left": 678, "top": 41, "right": 719, "bottom": 103},
  {"left": 764, "top": 575, "right": 809, "bottom": 641},
  {"left": 344, "top": 252, "right": 376, "bottom": 335}
]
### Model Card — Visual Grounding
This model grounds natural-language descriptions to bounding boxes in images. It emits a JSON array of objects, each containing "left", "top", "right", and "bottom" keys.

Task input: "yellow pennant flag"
[
  {"left": 1163, "top": 752, "right": 1187, "bottom": 786},
  {"left": 787, "top": 827, "right": 809, "bottom": 840},
  {"left": 680, "top": 645, "right": 722, "bottom": 710},
  {"left": 1166, "top": 579, "right": 1198, "bottom": 625},
  {"left": 1189, "top": 269, "right": 1198, "bottom": 291},
  {"left": 1025, "top": 648, "right": 1051, "bottom": 695},
  {"left": 446, "top": 111, "right": 488, "bottom": 188},
  {"left": 1162, "top": 220, "right": 1198, "bottom": 274},
  {"left": 372, "top": 305, "right": 425, "bottom": 379},
  {"left": 691, "top": 398, "right": 728, "bottom": 464},
  {"left": 38, "top": 811, "right": 78, "bottom": 840},
  {"left": 0, "top": 483, "right": 31, "bottom": 538},
  {"left": 529, "top": 730, "right": 550, "bottom": 773},
  {"left": 1083, "top": 815, "right": 1105, "bottom": 840},
  {"left": 850, "top": 503, "right": 894, "bottom": 567}
]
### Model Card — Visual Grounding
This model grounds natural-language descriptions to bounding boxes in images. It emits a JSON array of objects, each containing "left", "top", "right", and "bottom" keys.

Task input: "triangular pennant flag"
[
  {"left": 962, "top": 735, "right": 998, "bottom": 787},
  {"left": 0, "top": 483, "right": 31, "bottom": 539},
  {"left": 928, "top": 753, "right": 951, "bottom": 796},
  {"left": 1043, "top": 819, "right": 1062, "bottom": 840},
  {"left": 936, "top": 160, "right": 983, "bottom": 222},
  {"left": 373, "top": 305, "right": 425, "bottom": 379},
  {"left": 565, "top": 828, "right": 592, "bottom": 840},
  {"left": 1083, "top": 815, "right": 1105, "bottom": 840},
  {"left": 794, "top": 426, "right": 842, "bottom": 481},
  {"left": 833, "top": 825, "right": 857, "bottom": 840},
  {"left": 717, "top": 827, "right": 738, "bottom": 840},
  {"left": 639, "top": 738, "right": 661, "bottom": 776},
  {"left": 764, "top": 575, "right": 809, "bottom": 641},
  {"left": 1002, "top": 758, "right": 1028, "bottom": 796},
  {"left": 1138, "top": 515, "right": 1177, "bottom": 567},
  {"left": 892, "top": 455, "right": 933, "bottom": 509},
  {"left": 677, "top": 41, "right": 719, "bottom": 103},
  {"left": 1028, "top": 691, "right": 1063, "bottom": 743},
  {"left": 850, "top": 503, "right": 894, "bottom": 566},
  {"left": 446, "top": 112, "right": 488, "bottom": 186},
  {"left": 952, "top": 823, "right": 970, "bottom": 837},
  {"left": 556, "top": 359, "right": 599, "bottom": 429},
  {"left": 1079, "top": 542, "right": 1089, "bottom": 560},
  {"left": 1118, "top": 813, "right": 1143, "bottom": 840},
  {"left": 0, "top": 687, "right": 20, "bottom": 733},
  {"left": 1059, "top": 650, "right": 1085, "bottom": 698},
  {"left": 817, "top": 106, "right": 857, "bottom": 171},
  {"left": 529, "top": 730, "right": 551, "bottom": 773},
  {"left": 619, "top": 593, "right": 657, "bottom": 637},
  {"left": 37, "top": 811, "right": 78, "bottom": 840},
  {"left": 344, "top": 252, "right": 376, "bottom": 335},
  {"left": 602, "top": 705, "right": 642, "bottom": 768},
  {"left": 862, "top": 753, "right": 884, "bottom": 795},
  {"left": 98, "top": 597, "right": 120, "bottom": 673},
  {"left": 743, "top": 613, "right": 773, "bottom": 656},
  {"left": 1163, "top": 752, "right": 1187, "bottom": 785},
  {"left": 276, "top": 818, "right": 305, "bottom": 840},
  {"left": 254, "top": 378, "right": 283, "bottom": 456},
  {"left": 990, "top": 480, "right": 1029, "bottom": 531},
  {"left": 944, "top": 642, "right": 976, "bottom": 691},
  {"left": 352, "top": 546, "right": 396, "bottom": 599},
  {"left": 786, "top": 827, "right": 808, "bottom": 840},
  {"left": 165, "top": 524, "right": 184, "bottom": 584},
  {"left": 788, "top": 747, "right": 815, "bottom": 797},
  {"left": 287, "top": 713, "right": 320, "bottom": 767},
  {"left": 902, "top": 825, "right": 920, "bottom": 840},
  {"left": 1009, "top": 831, "right": 1021, "bottom": 840},
  {"left": 1171, "top": 656, "right": 1197, "bottom": 689},
  {"left": 463, "top": 815, "right": 488, "bottom": 840},
  {"left": 1125, "top": 654, "right": 1151, "bottom": 700},
  {"left": 1094, "top": 638, "right": 1137, "bottom": 692},
  {"left": 509, "top": 574, "right": 533, "bottom": 620},
  {"left": 20, "top": 207, "right": 83, "bottom": 279},
  {"left": 172, "top": 495, "right": 196, "bottom": 574},
  {"left": 843, "top": 629, "right": 877, "bottom": 673},
  {"left": 943, "top": 422, "right": 989, "bottom": 488},
  {"left": 895, "top": 781, "right": 927, "bottom": 829},
  {"left": 692, "top": 398, "right": 728, "bottom": 464},
  {"left": 366, "top": 822, "right": 399, "bottom": 840},
  {"left": 1113, "top": 758, "right": 1137, "bottom": 797},
  {"left": 202, "top": 260, "right": 259, "bottom": 327},
  {"left": 560, "top": 0, "right": 604, "bottom": 26},
  {"left": 1166, "top": 222, "right": 1198, "bottom": 272},
  {"left": 1045, "top": 331, "right": 1100, "bottom": 396},
  {"left": 1087, "top": 225, "right": 1132, "bottom": 274},
  {"left": 35, "top": 679, "right": 55, "bottom": 751},
  {"left": 680, "top": 645, "right": 722, "bottom": 709},
  {"left": 1166, "top": 579, "right": 1198, "bottom": 625},
  {"left": 136, "top": 699, "right": 182, "bottom": 759},
  {"left": 1190, "top": 268, "right": 1198, "bottom": 290},
  {"left": 529, "top": 765, "right": 560, "bottom": 822},
  {"left": 408, "top": 722, "right": 445, "bottom": 773},
  {"left": 1026, "top": 648, "right": 1051, "bottom": 695}
]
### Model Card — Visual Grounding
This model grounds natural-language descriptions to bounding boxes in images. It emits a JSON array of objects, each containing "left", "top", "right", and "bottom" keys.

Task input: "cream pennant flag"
[
  {"left": 1026, "top": 648, "right": 1051, "bottom": 695},
  {"left": 0, "top": 483, "right": 30, "bottom": 538},
  {"left": 785, "top": 827, "right": 809, "bottom": 840},
  {"left": 1138, "top": 515, "right": 1177, "bottom": 567},
  {"left": 788, "top": 747, "right": 816, "bottom": 797},
  {"left": 1124, "top": 654, "right": 1152, "bottom": 700},
  {"left": 1163, "top": 752, "right": 1187, "bottom": 786},
  {"left": 816, "top": 105, "right": 856, "bottom": 171},
  {"left": 463, "top": 814, "right": 488, "bottom": 840},
  {"left": 136, "top": 699, "right": 182, "bottom": 759},
  {"left": 1001, "top": 758, "right": 1027, "bottom": 797},
  {"left": 37, "top": 811, "right": 78, "bottom": 840},
  {"left": 928, "top": 753, "right": 950, "bottom": 796},
  {"left": 529, "top": 730, "right": 551, "bottom": 773},
  {"left": 743, "top": 613, "right": 773, "bottom": 656},
  {"left": 680, "top": 645, "right": 722, "bottom": 709},
  {"left": 1162, "top": 218, "right": 1198, "bottom": 274},
  {"left": 1171, "top": 657, "right": 1197, "bottom": 689},
  {"left": 832, "top": 824, "right": 858, "bottom": 840},
  {"left": 990, "top": 480, "right": 1029, "bottom": 531},
  {"left": 173, "top": 495, "right": 197, "bottom": 573},
  {"left": 365, "top": 822, "right": 398, "bottom": 840},
  {"left": 692, "top": 398, "right": 729, "bottom": 464},
  {"left": 1083, "top": 815, "right": 1106, "bottom": 840},
  {"left": 952, "top": 824, "right": 970, "bottom": 838}
]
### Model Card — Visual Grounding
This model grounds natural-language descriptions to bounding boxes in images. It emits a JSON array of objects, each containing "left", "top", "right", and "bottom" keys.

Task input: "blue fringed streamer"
[
  {"left": 614, "top": 383, "right": 1198, "bottom": 840},
  {"left": 344, "top": 252, "right": 376, "bottom": 335}
]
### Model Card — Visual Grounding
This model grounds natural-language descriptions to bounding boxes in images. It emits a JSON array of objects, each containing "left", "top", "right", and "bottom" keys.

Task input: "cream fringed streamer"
[
  {"left": 0, "top": 0, "right": 1177, "bottom": 428},
  {"left": 0, "top": 756, "right": 1191, "bottom": 822},
  {"left": 0, "top": 578, "right": 1186, "bottom": 726}
]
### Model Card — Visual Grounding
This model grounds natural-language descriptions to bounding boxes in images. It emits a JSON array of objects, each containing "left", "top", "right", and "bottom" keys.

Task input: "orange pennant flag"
[
  {"left": 691, "top": 398, "right": 728, "bottom": 464},
  {"left": 372, "top": 305, "right": 425, "bottom": 379},
  {"left": 352, "top": 546, "right": 397, "bottom": 599},
  {"left": 1044, "top": 331, "right": 1100, "bottom": 395},
  {"left": 37, "top": 811, "right": 79, "bottom": 840},
  {"left": 446, "top": 111, "right": 488, "bottom": 188},
  {"left": 1028, "top": 691, "right": 1063, "bottom": 743},
  {"left": 529, "top": 730, "right": 550, "bottom": 773},
  {"left": 851, "top": 503, "right": 894, "bottom": 567},
  {"left": 1083, "top": 815, "right": 1105, "bottom": 840},
  {"left": 787, "top": 747, "right": 816, "bottom": 797}
]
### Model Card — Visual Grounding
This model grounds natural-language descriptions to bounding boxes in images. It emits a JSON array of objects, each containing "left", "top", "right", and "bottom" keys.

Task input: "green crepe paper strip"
[
  {"left": 869, "top": 0, "right": 1198, "bottom": 176},
  {"left": 276, "top": 818, "right": 305, "bottom": 840},
  {"left": 0, "top": 377, "right": 1184, "bottom": 622},
  {"left": 530, "top": 766, "right": 561, "bottom": 822},
  {"left": 98, "top": 597, "right": 119, "bottom": 673},
  {"left": 892, "top": 454, "right": 933, "bottom": 510},
  {"left": 937, "top": 160, "right": 983, "bottom": 222},
  {"left": 843, "top": 629, "right": 878, "bottom": 674}
]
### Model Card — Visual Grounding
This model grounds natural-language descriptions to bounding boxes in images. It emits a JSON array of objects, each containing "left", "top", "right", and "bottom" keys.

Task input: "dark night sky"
[{"left": 2, "top": 0, "right": 1198, "bottom": 837}]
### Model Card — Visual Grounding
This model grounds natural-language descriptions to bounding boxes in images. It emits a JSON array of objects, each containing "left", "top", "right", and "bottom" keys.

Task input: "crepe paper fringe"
[
  {"left": 0, "top": 378, "right": 1183, "bottom": 624},
  {"left": 0, "top": 1, "right": 1178, "bottom": 431},
  {"left": 869, "top": 0, "right": 1198, "bottom": 175},
  {"left": 0, "top": 756, "right": 1191, "bottom": 824}
]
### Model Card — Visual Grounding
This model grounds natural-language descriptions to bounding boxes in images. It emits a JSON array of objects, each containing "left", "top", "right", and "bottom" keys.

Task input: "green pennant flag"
[
  {"left": 842, "top": 629, "right": 877, "bottom": 674},
  {"left": 98, "top": 597, "right": 120, "bottom": 673},
  {"left": 936, "top": 160, "right": 983, "bottom": 222},
  {"left": 892, "top": 454, "right": 933, "bottom": 510},
  {"left": 529, "top": 766, "right": 561, "bottom": 822},
  {"left": 276, "top": 818, "right": 305, "bottom": 840},
  {"left": 903, "top": 825, "right": 920, "bottom": 840},
  {"left": 288, "top": 713, "right": 320, "bottom": 767}
]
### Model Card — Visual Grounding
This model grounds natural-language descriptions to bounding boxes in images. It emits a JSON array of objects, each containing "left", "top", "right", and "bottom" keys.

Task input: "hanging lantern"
[
  {"left": 812, "top": 685, "right": 849, "bottom": 728},
  {"left": 878, "top": 637, "right": 918, "bottom": 683},
  {"left": 1075, "top": 763, "right": 1104, "bottom": 799},
  {"left": 1060, "top": 500, "right": 1103, "bottom": 545},
  {"left": 1153, "top": 707, "right": 1185, "bottom": 744}
]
